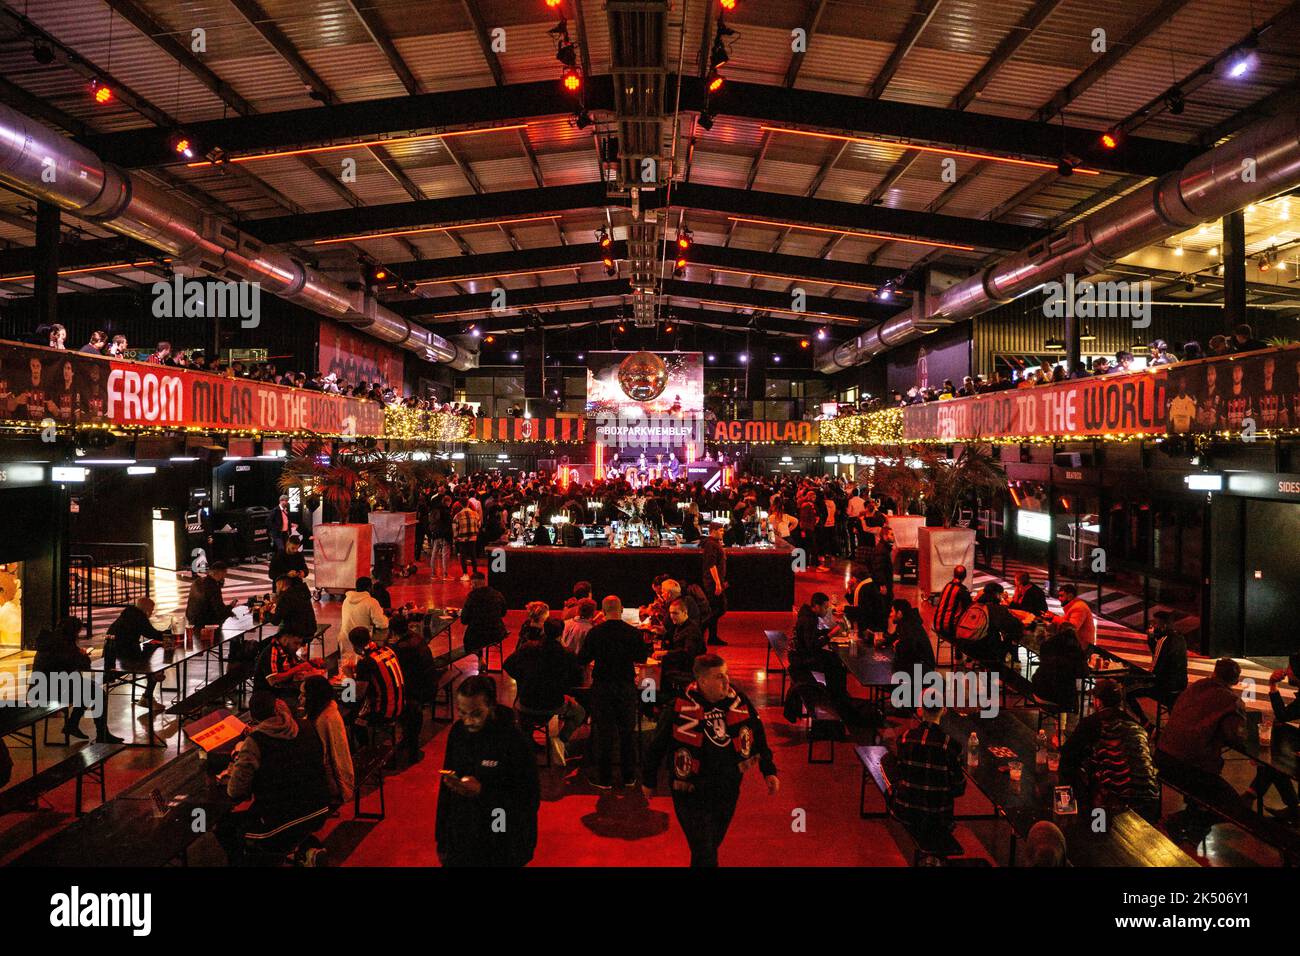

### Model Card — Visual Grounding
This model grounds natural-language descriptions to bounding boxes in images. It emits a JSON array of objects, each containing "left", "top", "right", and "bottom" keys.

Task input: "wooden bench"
[
  {"left": 352, "top": 741, "right": 395, "bottom": 821},
  {"left": 855, "top": 744, "right": 968, "bottom": 865},
  {"left": 799, "top": 674, "right": 843, "bottom": 764},
  {"left": 0, "top": 742, "right": 126, "bottom": 817},
  {"left": 763, "top": 630, "right": 790, "bottom": 703},
  {"left": 1160, "top": 770, "right": 1300, "bottom": 865}
]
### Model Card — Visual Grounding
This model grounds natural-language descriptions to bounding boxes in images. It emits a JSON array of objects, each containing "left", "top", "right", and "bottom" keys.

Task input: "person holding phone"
[{"left": 435, "top": 675, "right": 539, "bottom": 867}]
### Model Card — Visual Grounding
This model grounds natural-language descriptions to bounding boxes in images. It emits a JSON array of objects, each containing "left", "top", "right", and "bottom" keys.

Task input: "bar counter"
[{"left": 487, "top": 539, "right": 796, "bottom": 611}]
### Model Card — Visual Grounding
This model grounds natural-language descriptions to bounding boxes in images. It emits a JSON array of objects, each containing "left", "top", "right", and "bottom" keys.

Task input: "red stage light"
[
  {"left": 677, "top": 235, "right": 692, "bottom": 250},
  {"left": 799, "top": 339, "right": 810, "bottom": 348},
  {"left": 484, "top": 334, "right": 496, "bottom": 344},
  {"left": 707, "top": 71, "right": 724, "bottom": 93},
  {"left": 1099, "top": 129, "right": 1119, "bottom": 150},
  {"left": 675, "top": 256, "right": 688, "bottom": 270},
  {"left": 546, "top": 0, "right": 563, "bottom": 7},
  {"left": 562, "top": 68, "right": 582, "bottom": 93},
  {"left": 92, "top": 81, "right": 113, "bottom": 105},
  {"left": 720, "top": 0, "right": 736, "bottom": 9}
]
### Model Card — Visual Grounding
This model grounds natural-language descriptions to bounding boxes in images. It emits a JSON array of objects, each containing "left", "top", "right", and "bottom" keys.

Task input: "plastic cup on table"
[
  {"left": 1046, "top": 751, "right": 1060, "bottom": 772},
  {"left": 1260, "top": 719, "right": 1273, "bottom": 747},
  {"left": 1008, "top": 760, "right": 1023, "bottom": 782}
]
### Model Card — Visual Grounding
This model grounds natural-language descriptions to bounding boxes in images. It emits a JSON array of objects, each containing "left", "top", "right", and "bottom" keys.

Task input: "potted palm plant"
[
  {"left": 278, "top": 456, "right": 371, "bottom": 596},
  {"left": 916, "top": 443, "right": 1006, "bottom": 596},
  {"left": 868, "top": 452, "right": 928, "bottom": 550},
  {"left": 361, "top": 453, "right": 441, "bottom": 566}
]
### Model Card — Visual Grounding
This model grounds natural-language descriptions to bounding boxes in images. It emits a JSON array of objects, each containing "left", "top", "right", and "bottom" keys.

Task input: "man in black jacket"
[
  {"left": 262, "top": 574, "right": 316, "bottom": 640},
  {"left": 185, "top": 563, "right": 234, "bottom": 629},
  {"left": 700, "top": 522, "right": 728, "bottom": 646},
  {"left": 267, "top": 495, "right": 293, "bottom": 553},
  {"left": 1125, "top": 611, "right": 1188, "bottom": 729},
  {"left": 505, "top": 626, "right": 585, "bottom": 766},
  {"left": 436, "top": 676, "right": 540, "bottom": 867},
  {"left": 660, "top": 599, "right": 706, "bottom": 697},
  {"left": 106, "top": 597, "right": 168, "bottom": 708},
  {"left": 643, "top": 654, "right": 779, "bottom": 866},
  {"left": 789, "top": 592, "right": 850, "bottom": 709},
  {"left": 1008, "top": 571, "right": 1048, "bottom": 617},
  {"left": 459, "top": 572, "right": 507, "bottom": 672},
  {"left": 267, "top": 535, "right": 308, "bottom": 585},
  {"left": 578, "top": 595, "right": 649, "bottom": 789}
]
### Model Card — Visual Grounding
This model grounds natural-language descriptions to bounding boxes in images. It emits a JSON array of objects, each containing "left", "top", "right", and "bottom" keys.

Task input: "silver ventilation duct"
[
  {"left": 819, "top": 110, "right": 1300, "bottom": 372},
  {"left": 0, "top": 102, "right": 476, "bottom": 371}
]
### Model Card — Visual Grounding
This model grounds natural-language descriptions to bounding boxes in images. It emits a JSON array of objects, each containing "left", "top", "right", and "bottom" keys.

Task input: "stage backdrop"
[
  {"left": 586, "top": 351, "right": 704, "bottom": 417},
  {"left": 0, "top": 340, "right": 384, "bottom": 437}
]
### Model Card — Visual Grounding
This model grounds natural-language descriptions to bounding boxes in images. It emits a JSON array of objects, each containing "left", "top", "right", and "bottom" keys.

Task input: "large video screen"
[{"left": 585, "top": 351, "right": 704, "bottom": 416}]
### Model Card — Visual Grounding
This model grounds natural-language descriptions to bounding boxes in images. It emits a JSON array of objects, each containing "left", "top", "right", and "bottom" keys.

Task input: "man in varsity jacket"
[{"left": 643, "top": 653, "right": 779, "bottom": 867}]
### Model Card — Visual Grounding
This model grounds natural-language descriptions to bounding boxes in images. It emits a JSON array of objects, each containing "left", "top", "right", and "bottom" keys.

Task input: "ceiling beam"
[
  {"left": 866, "top": 0, "right": 943, "bottom": 100},
  {"left": 242, "top": 180, "right": 1043, "bottom": 250},
  {"left": 100, "top": 0, "right": 256, "bottom": 114},
  {"left": 80, "top": 80, "right": 607, "bottom": 168},
  {"left": 82, "top": 74, "right": 1192, "bottom": 179},
  {"left": 345, "top": 0, "right": 423, "bottom": 95},
  {"left": 1034, "top": 0, "right": 1194, "bottom": 123}
]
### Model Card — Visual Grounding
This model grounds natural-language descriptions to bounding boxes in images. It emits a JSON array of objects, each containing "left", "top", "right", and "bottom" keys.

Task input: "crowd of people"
[
  {"left": 890, "top": 324, "right": 1271, "bottom": 406},
  {"left": 28, "top": 322, "right": 479, "bottom": 415}
]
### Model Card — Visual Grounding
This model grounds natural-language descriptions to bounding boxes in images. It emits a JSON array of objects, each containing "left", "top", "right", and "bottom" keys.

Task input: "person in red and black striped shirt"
[
  {"left": 933, "top": 566, "right": 972, "bottom": 642},
  {"left": 348, "top": 627, "right": 407, "bottom": 746}
]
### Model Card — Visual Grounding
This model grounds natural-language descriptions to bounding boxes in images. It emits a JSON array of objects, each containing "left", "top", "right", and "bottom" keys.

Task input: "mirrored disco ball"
[{"left": 617, "top": 350, "right": 668, "bottom": 402}]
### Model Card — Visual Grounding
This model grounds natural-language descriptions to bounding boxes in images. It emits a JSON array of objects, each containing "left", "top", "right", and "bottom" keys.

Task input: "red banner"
[
  {"left": 474, "top": 417, "right": 586, "bottom": 442},
  {"left": 317, "top": 321, "right": 403, "bottom": 390},
  {"left": 0, "top": 341, "right": 384, "bottom": 437},
  {"left": 709, "top": 419, "right": 821, "bottom": 443},
  {"left": 902, "top": 371, "right": 1169, "bottom": 441}
]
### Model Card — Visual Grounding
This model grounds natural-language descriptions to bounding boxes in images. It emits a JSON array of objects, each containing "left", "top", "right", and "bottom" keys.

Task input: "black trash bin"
[{"left": 373, "top": 543, "right": 399, "bottom": 587}]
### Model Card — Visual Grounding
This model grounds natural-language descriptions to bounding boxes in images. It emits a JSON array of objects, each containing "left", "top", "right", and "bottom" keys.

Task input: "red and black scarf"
[{"left": 669, "top": 684, "right": 761, "bottom": 791}]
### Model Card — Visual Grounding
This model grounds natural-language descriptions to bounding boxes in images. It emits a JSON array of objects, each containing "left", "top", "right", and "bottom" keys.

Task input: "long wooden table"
[
  {"left": 93, "top": 609, "right": 262, "bottom": 747},
  {"left": 8, "top": 740, "right": 233, "bottom": 867},
  {"left": 939, "top": 709, "right": 1198, "bottom": 867},
  {"left": 1228, "top": 718, "right": 1300, "bottom": 787},
  {"left": 0, "top": 702, "right": 71, "bottom": 777}
]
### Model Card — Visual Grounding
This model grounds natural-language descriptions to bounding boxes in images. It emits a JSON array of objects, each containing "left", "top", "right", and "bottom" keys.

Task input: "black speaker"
[
  {"left": 523, "top": 330, "right": 544, "bottom": 397},
  {"left": 745, "top": 341, "right": 769, "bottom": 399}
]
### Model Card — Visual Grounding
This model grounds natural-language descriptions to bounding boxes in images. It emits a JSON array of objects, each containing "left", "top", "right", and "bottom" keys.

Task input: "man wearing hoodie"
[
  {"left": 436, "top": 675, "right": 540, "bottom": 867},
  {"left": 217, "top": 691, "right": 332, "bottom": 866},
  {"left": 340, "top": 577, "right": 390, "bottom": 670}
]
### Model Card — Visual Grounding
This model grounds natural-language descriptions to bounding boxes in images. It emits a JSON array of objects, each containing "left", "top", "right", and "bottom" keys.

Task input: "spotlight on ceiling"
[
  {"left": 32, "top": 42, "right": 55, "bottom": 65},
  {"left": 698, "top": 110, "right": 715, "bottom": 131},
  {"left": 1056, "top": 158, "right": 1075, "bottom": 177},
  {"left": 574, "top": 109, "right": 593, "bottom": 129},
  {"left": 1166, "top": 88, "right": 1185, "bottom": 115},
  {"left": 1099, "top": 128, "right": 1121, "bottom": 150},
  {"left": 90, "top": 78, "right": 113, "bottom": 105}
]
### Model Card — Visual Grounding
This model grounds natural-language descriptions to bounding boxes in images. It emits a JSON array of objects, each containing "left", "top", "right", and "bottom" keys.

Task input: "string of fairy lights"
[{"left": 5, "top": 409, "right": 1297, "bottom": 450}]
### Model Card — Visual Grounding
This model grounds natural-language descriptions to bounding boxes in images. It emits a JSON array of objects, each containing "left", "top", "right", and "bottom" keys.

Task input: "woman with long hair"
[{"left": 301, "top": 675, "right": 355, "bottom": 806}]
